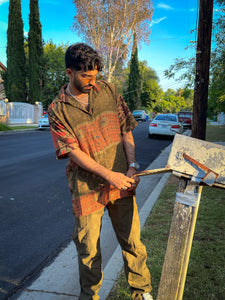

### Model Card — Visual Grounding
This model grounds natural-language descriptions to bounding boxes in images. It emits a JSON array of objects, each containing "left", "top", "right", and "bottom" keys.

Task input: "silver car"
[{"left": 148, "top": 113, "right": 183, "bottom": 138}]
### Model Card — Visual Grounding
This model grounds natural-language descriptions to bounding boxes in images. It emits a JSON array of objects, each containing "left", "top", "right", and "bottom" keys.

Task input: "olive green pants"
[{"left": 72, "top": 196, "right": 152, "bottom": 300}]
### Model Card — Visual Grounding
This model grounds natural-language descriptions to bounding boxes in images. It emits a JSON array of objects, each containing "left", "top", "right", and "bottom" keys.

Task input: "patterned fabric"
[{"left": 48, "top": 81, "right": 138, "bottom": 217}]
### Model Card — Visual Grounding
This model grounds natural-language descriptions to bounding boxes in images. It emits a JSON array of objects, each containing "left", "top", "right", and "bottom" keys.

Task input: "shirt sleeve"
[
  {"left": 116, "top": 94, "right": 138, "bottom": 135},
  {"left": 48, "top": 109, "right": 79, "bottom": 159}
]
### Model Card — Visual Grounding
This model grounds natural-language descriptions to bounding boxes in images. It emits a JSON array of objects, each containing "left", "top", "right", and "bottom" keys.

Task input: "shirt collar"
[{"left": 58, "top": 83, "right": 100, "bottom": 104}]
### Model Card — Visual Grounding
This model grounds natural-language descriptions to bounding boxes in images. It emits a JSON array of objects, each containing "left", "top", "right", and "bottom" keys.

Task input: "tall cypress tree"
[
  {"left": 6, "top": 0, "right": 27, "bottom": 102},
  {"left": 28, "top": 0, "right": 43, "bottom": 103},
  {"left": 126, "top": 34, "right": 141, "bottom": 111}
]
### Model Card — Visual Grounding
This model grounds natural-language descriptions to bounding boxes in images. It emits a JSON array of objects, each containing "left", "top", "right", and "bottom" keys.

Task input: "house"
[{"left": 0, "top": 62, "right": 6, "bottom": 100}]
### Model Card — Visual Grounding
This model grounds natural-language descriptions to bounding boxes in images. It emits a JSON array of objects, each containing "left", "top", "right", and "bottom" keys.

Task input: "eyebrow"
[{"left": 81, "top": 74, "right": 97, "bottom": 77}]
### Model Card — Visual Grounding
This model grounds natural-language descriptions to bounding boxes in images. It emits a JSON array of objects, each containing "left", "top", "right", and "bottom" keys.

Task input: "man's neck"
[
  {"left": 67, "top": 84, "right": 89, "bottom": 106},
  {"left": 68, "top": 83, "right": 86, "bottom": 98}
]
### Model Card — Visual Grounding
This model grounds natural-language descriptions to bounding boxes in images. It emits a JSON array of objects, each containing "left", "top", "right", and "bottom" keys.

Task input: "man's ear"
[{"left": 66, "top": 68, "right": 73, "bottom": 79}]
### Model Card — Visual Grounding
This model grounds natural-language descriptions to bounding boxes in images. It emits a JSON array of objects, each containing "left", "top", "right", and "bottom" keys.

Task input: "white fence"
[
  {"left": 8, "top": 102, "right": 34, "bottom": 124},
  {"left": 0, "top": 100, "right": 42, "bottom": 125}
]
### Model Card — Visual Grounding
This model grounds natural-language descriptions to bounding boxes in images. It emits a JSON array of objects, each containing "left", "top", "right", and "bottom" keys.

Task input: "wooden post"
[
  {"left": 192, "top": 0, "right": 213, "bottom": 140},
  {"left": 157, "top": 178, "right": 203, "bottom": 300}
]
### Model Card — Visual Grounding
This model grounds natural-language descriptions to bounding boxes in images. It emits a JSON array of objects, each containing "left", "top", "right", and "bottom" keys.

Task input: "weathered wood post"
[{"left": 157, "top": 179, "right": 202, "bottom": 300}]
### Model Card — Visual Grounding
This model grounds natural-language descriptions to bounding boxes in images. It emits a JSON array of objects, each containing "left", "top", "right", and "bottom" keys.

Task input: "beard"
[{"left": 73, "top": 78, "right": 94, "bottom": 94}]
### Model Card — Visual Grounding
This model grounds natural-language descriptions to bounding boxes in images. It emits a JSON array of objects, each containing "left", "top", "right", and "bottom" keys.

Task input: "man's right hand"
[{"left": 105, "top": 171, "right": 135, "bottom": 190}]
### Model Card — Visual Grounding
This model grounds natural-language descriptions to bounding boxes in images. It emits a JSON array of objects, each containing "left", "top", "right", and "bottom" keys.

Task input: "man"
[{"left": 48, "top": 43, "right": 153, "bottom": 300}]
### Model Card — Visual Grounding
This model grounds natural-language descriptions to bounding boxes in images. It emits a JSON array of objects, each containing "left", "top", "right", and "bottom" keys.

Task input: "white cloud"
[
  {"left": 0, "top": 0, "right": 9, "bottom": 5},
  {"left": 157, "top": 3, "right": 174, "bottom": 10},
  {"left": 150, "top": 17, "right": 167, "bottom": 27}
]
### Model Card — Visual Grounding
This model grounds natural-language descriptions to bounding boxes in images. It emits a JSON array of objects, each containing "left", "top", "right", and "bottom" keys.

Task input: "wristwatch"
[{"left": 129, "top": 162, "right": 140, "bottom": 170}]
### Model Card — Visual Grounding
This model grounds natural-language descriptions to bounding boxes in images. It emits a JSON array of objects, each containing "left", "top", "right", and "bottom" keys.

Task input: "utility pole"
[{"left": 191, "top": 0, "right": 214, "bottom": 140}]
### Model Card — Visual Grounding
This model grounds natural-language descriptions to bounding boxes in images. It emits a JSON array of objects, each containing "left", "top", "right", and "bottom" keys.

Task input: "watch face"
[{"left": 130, "top": 162, "right": 140, "bottom": 169}]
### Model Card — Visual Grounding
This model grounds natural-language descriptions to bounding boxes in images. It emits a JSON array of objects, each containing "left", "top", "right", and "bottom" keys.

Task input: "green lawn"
[
  {"left": 0, "top": 123, "right": 37, "bottom": 131},
  {"left": 206, "top": 124, "right": 225, "bottom": 142},
  {"left": 107, "top": 125, "right": 225, "bottom": 300},
  {"left": 0, "top": 123, "right": 12, "bottom": 131}
]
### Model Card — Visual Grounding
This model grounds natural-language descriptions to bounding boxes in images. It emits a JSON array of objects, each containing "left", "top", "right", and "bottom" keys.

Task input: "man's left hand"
[{"left": 126, "top": 167, "right": 140, "bottom": 191}]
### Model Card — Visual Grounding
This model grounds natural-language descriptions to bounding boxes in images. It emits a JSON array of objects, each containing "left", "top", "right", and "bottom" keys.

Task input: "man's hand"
[
  {"left": 105, "top": 170, "right": 135, "bottom": 190},
  {"left": 126, "top": 167, "right": 140, "bottom": 191}
]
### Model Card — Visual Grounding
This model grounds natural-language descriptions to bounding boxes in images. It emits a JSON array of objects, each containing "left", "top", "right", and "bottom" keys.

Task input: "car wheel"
[{"left": 148, "top": 133, "right": 153, "bottom": 138}]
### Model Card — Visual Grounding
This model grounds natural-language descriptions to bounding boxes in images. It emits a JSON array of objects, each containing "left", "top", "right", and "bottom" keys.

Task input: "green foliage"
[
  {"left": 164, "top": 56, "right": 196, "bottom": 89},
  {"left": 6, "top": 0, "right": 27, "bottom": 102},
  {"left": 123, "top": 59, "right": 192, "bottom": 114},
  {"left": 125, "top": 47, "right": 141, "bottom": 111},
  {"left": 28, "top": 0, "right": 44, "bottom": 104},
  {"left": 153, "top": 89, "right": 187, "bottom": 113},
  {"left": 181, "top": 87, "right": 194, "bottom": 110},
  {"left": 208, "top": 3, "right": 225, "bottom": 114},
  {"left": 138, "top": 61, "right": 163, "bottom": 112},
  {"left": 41, "top": 41, "right": 68, "bottom": 108},
  {"left": 140, "top": 79, "right": 163, "bottom": 111}
]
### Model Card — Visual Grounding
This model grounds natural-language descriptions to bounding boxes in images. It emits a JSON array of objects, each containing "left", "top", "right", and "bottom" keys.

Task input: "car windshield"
[
  {"left": 179, "top": 113, "right": 192, "bottom": 119},
  {"left": 155, "top": 115, "right": 177, "bottom": 122},
  {"left": 133, "top": 111, "right": 143, "bottom": 115},
  {"left": 42, "top": 114, "right": 48, "bottom": 118}
]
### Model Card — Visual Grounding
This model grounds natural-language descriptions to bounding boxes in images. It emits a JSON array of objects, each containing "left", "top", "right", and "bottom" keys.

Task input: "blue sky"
[{"left": 0, "top": 0, "right": 199, "bottom": 91}]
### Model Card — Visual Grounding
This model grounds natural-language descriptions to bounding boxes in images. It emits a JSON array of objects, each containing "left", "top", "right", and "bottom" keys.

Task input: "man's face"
[{"left": 71, "top": 67, "right": 99, "bottom": 94}]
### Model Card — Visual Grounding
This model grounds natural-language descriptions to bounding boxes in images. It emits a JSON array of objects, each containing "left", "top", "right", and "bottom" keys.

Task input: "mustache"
[{"left": 84, "top": 84, "right": 95, "bottom": 88}]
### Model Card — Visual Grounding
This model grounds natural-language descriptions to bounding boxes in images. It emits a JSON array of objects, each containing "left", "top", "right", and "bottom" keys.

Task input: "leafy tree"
[
  {"left": 125, "top": 38, "right": 141, "bottom": 111},
  {"left": 72, "top": 0, "right": 153, "bottom": 82},
  {"left": 41, "top": 41, "right": 68, "bottom": 108},
  {"left": 164, "top": 56, "right": 196, "bottom": 89},
  {"left": 208, "top": 1, "right": 225, "bottom": 114},
  {"left": 28, "top": 0, "right": 44, "bottom": 104},
  {"left": 140, "top": 80, "right": 163, "bottom": 111},
  {"left": 180, "top": 87, "right": 194, "bottom": 110},
  {"left": 154, "top": 89, "right": 186, "bottom": 113},
  {"left": 139, "top": 61, "right": 163, "bottom": 111},
  {"left": 6, "top": 0, "right": 27, "bottom": 102}
]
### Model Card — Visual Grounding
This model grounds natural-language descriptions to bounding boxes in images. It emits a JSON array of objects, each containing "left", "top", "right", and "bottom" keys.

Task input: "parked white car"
[
  {"left": 149, "top": 114, "right": 183, "bottom": 138},
  {"left": 132, "top": 110, "right": 147, "bottom": 122},
  {"left": 38, "top": 114, "right": 49, "bottom": 129}
]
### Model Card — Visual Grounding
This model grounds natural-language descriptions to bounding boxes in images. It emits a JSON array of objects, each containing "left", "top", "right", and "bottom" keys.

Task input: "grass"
[
  {"left": 0, "top": 122, "right": 12, "bottom": 131},
  {"left": 9, "top": 125, "right": 37, "bottom": 130},
  {"left": 206, "top": 124, "right": 225, "bottom": 142},
  {"left": 107, "top": 125, "right": 225, "bottom": 300},
  {"left": 0, "top": 122, "right": 37, "bottom": 131}
]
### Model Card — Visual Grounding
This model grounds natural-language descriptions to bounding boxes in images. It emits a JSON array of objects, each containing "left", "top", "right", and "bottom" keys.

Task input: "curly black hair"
[{"left": 65, "top": 43, "right": 103, "bottom": 72}]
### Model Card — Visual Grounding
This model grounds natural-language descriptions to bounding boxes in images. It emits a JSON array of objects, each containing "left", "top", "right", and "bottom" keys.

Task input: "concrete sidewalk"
[{"left": 11, "top": 142, "right": 172, "bottom": 300}]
